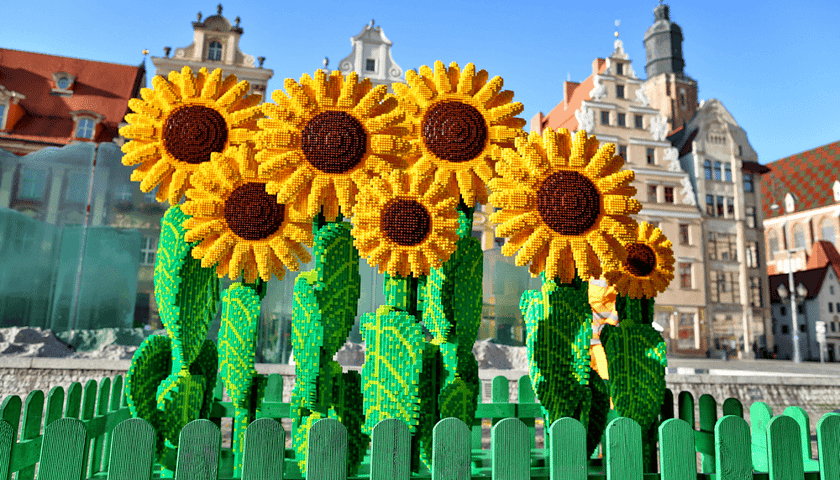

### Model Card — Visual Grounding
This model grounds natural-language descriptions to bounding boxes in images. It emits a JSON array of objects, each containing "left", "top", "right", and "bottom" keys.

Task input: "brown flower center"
[
  {"left": 300, "top": 111, "right": 367, "bottom": 174},
  {"left": 624, "top": 243, "right": 657, "bottom": 277},
  {"left": 163, "top": 105, "right": 228, "bottom": 164},
  {"left": 422, "top": 101, "right": 487, "bottom": 163},
  {"left": 223, "top": 182, "right": 285, "bottom": 241},
  {"left": 380, "top": 199, "right": 431, "bottom": 246},
  {"left": 536, "top": 171, "right": 601, "bottom": 235}
]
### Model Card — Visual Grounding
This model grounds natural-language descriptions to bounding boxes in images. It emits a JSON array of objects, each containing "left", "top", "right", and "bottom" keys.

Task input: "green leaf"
[
  {"left": 522, "top": 274, "right": 592, "bottom": 424},
  {"left": 218, "top": 282, "right": 261, "bottom": 407},
  {"left": 154, "top": 206, "right": 192, "bottom": 331},
  {"left": 439, "top": 376, "right": 475, "bottom": 427},
  {"left": 361, "top": 307, "right": 425, "bottom": 434},
  {"left": 451, "top": 236, "right": 483, "bottom": 347},
  {"left": 125, "top": 335, "right": 171, "bottom": 456},
  {"left": 155, "top": 372, "right": 206, "bottom": 444},
  {"left": 292, "top": 273, "right": 323, "bottom": 410},
  {"left": 188, "top": 339, "right": 219, "bottom": 419},
  {"left": 332, "top": 371, "right": 369, "bottom": 476}
]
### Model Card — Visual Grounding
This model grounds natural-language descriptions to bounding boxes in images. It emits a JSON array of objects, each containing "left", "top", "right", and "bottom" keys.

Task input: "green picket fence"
[{"left": 1, "top": 373, "right": 839, "bottom": 479}]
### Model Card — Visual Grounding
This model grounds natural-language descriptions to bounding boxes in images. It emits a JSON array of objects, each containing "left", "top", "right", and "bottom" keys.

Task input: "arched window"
[
  {"left": 208, "top": 41, "right": 222, "bottom": 61},
  {"left": 793, "top": 223, "right": 806, "bottom": 249},
  {"left": 768, "top": 230, "right": 779, "bottom": 256},
  {"left": 821, "top": 218, "right": 836, "bottom": 244},
  {"left": 75, "top": 118, "right": 95, "bottom": 139}
]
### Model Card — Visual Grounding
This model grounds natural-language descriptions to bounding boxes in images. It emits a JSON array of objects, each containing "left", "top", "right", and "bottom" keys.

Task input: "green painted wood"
[
  {"left": 767, "top": 415, "right": 804, "bottom": 480},
  {"left": 242, "top": 418, "right": 285, "bottom": 480},
  {"left": 81, "top": 379, "right": 97, "bottom": 422},
  {"left": 605, "top": 417, "right": 642, "bottom": 480},
  {"left": 661, "top": 389, "right": 675, "bottom": 421},
  {"left": 517, "top": 376, "right": 536, "bottom": 450},
  {"left": 16, "top": 389, "right": 44, "bottom": 480},
  {"left": 432, "top": 417, "right": 471, "bottom": 480},
  {"left": 722, "top": 398, "right": 744, "bottom": 418},
  {"left": 471, "top": 380, "right": 483, "bottom": 452},
  {"left": 548, "top": 417, "right": 586, "bottom": 480},
  {"left": 698, "top": 394, "right": 717, "bottom": 473},
  {"left": 0, "top": 420, "right": 13, "bottom": 480},
  {"left": 111, "top": 375, "right": 125, "bottom": 410},
  {"left": 658, "top": 419, "right": 694, "bottom": 480},
  {"left": 713, "top": 415, "right": 751, "bottom": 480},
  {"left": 817, "top": 413, "right": 840, "bottom": 479},
  {"left": 783, "top": 405, "right": 819, "bottom": 471},
  {"left": 0, "top": 394, "right": 21, "bottom": 443},
  {"left": 89, "top": 377, "right": 112, "bottom": 477},
  {"left": 65, "top": 382, "right": 82, "bottom": 419},
  {"left": 490, "top": 376, "right": 510, "bottom": 427},
  {"left": 370, "top": 418, "right": 410, "bottom": 480},
  {"left": 44, "top": 386, "right": 64, "bottom": 428},
  {"left": 750, "top": 401, "right": 774, "bottom": 472},
  {"left": 38, "top": 417, "right": 88, "bottom": 480},
  {"left": 677, "top": 391, "right": 694, "bottom": 429},
  {"left": 107, "top": 417, "right": 156, "bottom": 480},
  {"left": 306, "top": 418, "right": 347, "bottom": 480},
  {"left": 175, "top": 419, "right": 222, "bottom": 480},
  {"left": 491, "top": 418, "right": 529, "bottom": 480},
  {"left": 103, "top": 376, "right": 123, "bottom": 473}
]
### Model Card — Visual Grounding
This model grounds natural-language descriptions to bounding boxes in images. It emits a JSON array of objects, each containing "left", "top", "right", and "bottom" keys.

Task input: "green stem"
[
  {"left": 456, "top": 197, "right": 474, "bottom": 239},
  {"left": 384, "top": 273, "right": 420, "bottom": 317}
]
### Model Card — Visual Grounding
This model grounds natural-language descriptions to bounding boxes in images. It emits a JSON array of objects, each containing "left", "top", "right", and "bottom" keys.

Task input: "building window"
[
  {"left": 208, "top": 41, "right": 222, "bottom": 61},
  {"left": 114, "top": 183, "right": 132, "bottom": 202},
  {"left": 618, "top": 145, "right": 627, "bottom": 161},
  {"left": 617, "top": 113, "right": 626, "bottom": 127},
  {"left": 744, "top": 173, "right": 754, "bottom": 192},
  {"left": 712, "top": 271, "right": 740, "bottom": 304},
  {"left": 704, "top": 160, "right": 713, "bottom": 180},
  {"left": 664, "top": 187, "right": 674, "bottom": 203},
  {"left": 140, "top": 235, "right": 158, "bottom": 266},
  {"left": 746, "top": 242, "right": 759, "bottom": 268},
  {"left": 18, "top": 167, "right": 47, "bottom": 201},
  {"left": 831, "top": 286, "right": 835, "bottom": 295},
  {"left": 708, "top": 232, "right": 737, "bottom": 261},
  {"left": 724, "top": 163, "right": 732, "bottom": 182},
  {"left": 679, "top": 262, "right": 692, "bottom": 288},
  {"left": 75, "top": 118, "right": 95, "bottom": 139},
  {"left": 768, "top": 231, "right": 779, "bottom": 256},
  {"left": 738, "top": 145, "right": 743, "bottom": 156},
  {"left": 601, "top": 111, "right": 610, "bottom": 125},
  {"left": 716, "top": 196, "right": 724, "bottom": 217},
  {"left": 366, "top": 59, "right": 376, "bottom": 72},
  {"left": 635, "top": 114, "right": 643, "bottom": 129},
  {"left": 714, "top": 161, "right": 722, "bottom": 181},
  {"left": 831, "top": 303, "right": 835, "bottom": 313},
  {"left": 726, "top": 197, "right": 734, "bottom": 217},
  {"left": 793, "top": 223, "right": 806, "bottom": 249},
  {"left": 706, "top": 194, "right": 715, "bottom": 216},
  {"left": 746, "top": 206, "right": 756, "bottom": 228},
  {"left": 64, "top": 171, "right": 89, "bottom": 204},
  {"left": 781, "top": 306, "right": 786, "bottom": 316},
  {"left": 781, "top": 325, "right": 789, "bottom": 335},
  {"left": 616, "top": 63, "right": 624, "bottom": 75},
  {"left": 616, "top": 85, "right": 625, "bottom": 98},
  {"left": 0, "top": 104, "right": 5, "bottom": 129},
  {"left": 821, "top": 217, "right": 836, "bottom": 244},
  {"left": 648, "top": 185, "right": 658, "bottom": 202},
  {"left": 836, "top": 302, "right": 840, "bottom": 312},
  {"left": 679, "top": 224, "right": 690, "bottom": 245},
  {"left": 647, "top": 148, "right": 655, "bottom": 165},
  {"left": 750, "top": 277, "right": 762, "bottom": 307}
]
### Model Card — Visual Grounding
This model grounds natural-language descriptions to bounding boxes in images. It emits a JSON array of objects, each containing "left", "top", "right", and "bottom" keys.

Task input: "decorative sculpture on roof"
[
  {"left": 664, "top": 146, "right": 681, "bottom": 172},
  {"left": 635, "top": 87, "right": 650, "bottom": 107},
  {"left": 680, "top": 176, "right": 697, "bottom": 206},
  {"left": 590, "top": 75, "right": 607, "bottom": 101},
  {"left": 649, "top": 114, "right": 669, "bottom": 141},
  {"left": 575, "top": 105, "right": 596, "bottom": 133}
]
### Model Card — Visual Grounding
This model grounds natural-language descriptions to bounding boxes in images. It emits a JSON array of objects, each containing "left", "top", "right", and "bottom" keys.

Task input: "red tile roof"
[
  {"left": 760, "top": 140, "right": 840, "bottom": 220},
  {"left": 539, "top": 59, "right": 608, "bottom": 133},
  {"left": 0, "top": 48, "right": 144, "bottom": 147},
  {"left": 769, "top": 240, "right": 840, "bottom": 303}
]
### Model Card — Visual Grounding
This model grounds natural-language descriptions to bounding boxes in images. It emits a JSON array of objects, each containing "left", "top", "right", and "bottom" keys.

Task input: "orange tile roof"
[
  {"left": 760, "top": 140, "right": 840, "bottom": 220},
  {"left": 540, "top": 59, "right": 607, "bottom": 132},
  {"left": 0, "top": 48, "right": 144, "bottom": 146}
]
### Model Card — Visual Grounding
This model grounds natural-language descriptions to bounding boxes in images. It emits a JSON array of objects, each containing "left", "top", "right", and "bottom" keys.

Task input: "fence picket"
[
  {"left": 661, "top": 389, "right": 675, "bottom": 421},
  {"left": 782, "top": 405, "right": 818, "bottom": 471},
  {"left": 470, "top": 380, "right": 483, "bottom": 452},
  {"left": 750, "top": 401, "right": 773, "bottom": 472},
  {"left": 89, "top": 377, "right": 112, "bottom": 477},
  {"left": 432, "top": 417, "right": 470, "bottom": 480},
  {"left": 38, "top": 417, "right": 88, "bottom": 480},
  {"left": 242, "top": 418, "right": 285, "bottom": 480},
  {"left": 677, "top": 391, "right": 694, "bottom": 428},
  {"left": 517, "top": 376, "right": 537, "bottom": 450},
  {"left": 605, "top": 417, "right": 642, "bottom": 480},
  {"left": 306, "top": 418, "right": 348, "bottom": 480},
  {"left": 65, "top": 381, "right": 82, "bottom": 419},
  {"left": 175, "top": 419, "right": 222, "bottom": 480},
  {"left": 767, "top": 415, "right": 804, "bottom": 480},
  {"left": 714, "top": 415, "right": 751, "bottom": 480},
  {"left": 370, "top": 418, "right": 410, "bottom": 480},
  {"left": 107, "top": 417, "right": 156, "bottom": 480},
  {"left": 817, "top": 413, "right": 840, "bottom": 479},
  {"left": 491, "top": 418, "right": 529, "bottom": 480},
  {"left": 658, "top": 419, "right": 694, "bottom": 480},
  {"left": 548, "top": 418, "right": 586, "bottom": 480},
  {"left": 698, "top": 394, "right": 717, "bottom": 473},
  {"left": 0, "top": 420, "right": 12, "bottom": 480},
  {"left": 722, "top": 398, "right": 744, "bottom": 418},
  {"left": 102, "top": 376, "right": 124, "bottom": 472},
  {"left": 0, "top": 395, "right": 21, "bottom": 444},
  {"left": 16, "top": 389, "right": 44, "bottom": 480},
  {"left": 490, "top": 376, "right": 510, "bottom": 426},
  {"left": 44, "top": 386, "right": 64, "bottom": 429}
]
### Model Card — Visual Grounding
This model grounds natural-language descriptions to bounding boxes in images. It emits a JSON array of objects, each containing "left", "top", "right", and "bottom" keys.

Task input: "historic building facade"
[
  {"left": 150, "top": 4, "right": 273, "bottom": 101},
  {"left": 330, "top": 20, "right": 404, "bottom": 92}
]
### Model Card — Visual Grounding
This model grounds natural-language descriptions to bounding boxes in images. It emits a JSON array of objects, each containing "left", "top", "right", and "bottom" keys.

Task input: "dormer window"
[
  {"left": 0, "top": 104, "right": 5, "bottom": 130},
  {"left": 208, "top": 41, "right": 223, "bottom": 61},
  {"left": 616, "top": 63, "right": 624, "bottom": 75},
  {"left": 365, "top": 59, "right": 376, "bottom": 72},
  {"left": 51, "top": 72, "right": 76, "bottom": 96},
  {"left": 616, "top": 85, "right": 625, "bottom": 99},
  {"left": 833, "top": 180, "right": 840, "bottom": 202},
  {"left": 785, "top": 192, "right": 796, "bottom": 213},
  {"left": 70, "top": 110, "right": 104, "bottom": 141},
  {"left": 76, "top": 118, "right": 95, "bottom": 139}
]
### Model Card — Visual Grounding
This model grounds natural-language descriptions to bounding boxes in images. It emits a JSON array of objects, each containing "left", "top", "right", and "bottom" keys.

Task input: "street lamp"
[{"left": 777, "top": 280, "right": 808, "bottom": 363}]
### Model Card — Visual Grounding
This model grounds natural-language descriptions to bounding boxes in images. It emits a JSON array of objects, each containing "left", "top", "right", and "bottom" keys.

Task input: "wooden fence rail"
[{"left": 0, "top": 373, "right": 837, "bottom": 479}]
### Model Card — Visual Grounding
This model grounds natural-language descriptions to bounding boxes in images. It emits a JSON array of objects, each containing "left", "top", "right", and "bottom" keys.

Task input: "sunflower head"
[
  {"left": 351, "top": 169, "right": 460, "bottom": 278},
  {"left": 119, "top": 66, "right": 263, "bottom": 205},
  {"left": 181, "top": 144, "right": 313, "bottom": 283},
  {"left": 253, "top": 69, "right": 412, "bottom": 222},
  {"left": 488, "top": 128, "right": 641, "bottom": 283},
  {"left": 392, "top": 61, "right": 526, "bottom": 207},
  {"left": 604, "top": 221, "right": 675, "bottom": 299}
]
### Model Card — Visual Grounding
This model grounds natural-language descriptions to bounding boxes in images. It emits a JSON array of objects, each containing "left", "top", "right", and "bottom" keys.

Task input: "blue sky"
[{"left": 3, "top": 0, "right": 838, "bottom": 165}]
